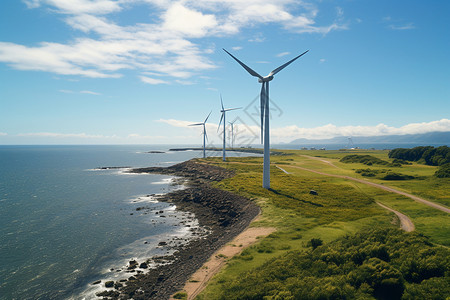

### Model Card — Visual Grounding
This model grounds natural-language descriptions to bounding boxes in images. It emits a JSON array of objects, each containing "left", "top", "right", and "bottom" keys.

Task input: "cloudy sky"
[{"left": 0, "top": 0, "right": 449, "bottom": 145}]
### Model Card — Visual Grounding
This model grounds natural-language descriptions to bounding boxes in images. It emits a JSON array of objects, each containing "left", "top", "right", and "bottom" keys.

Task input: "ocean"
[{"left": 0, "top": 145, "right": 252, "bottom": 300}]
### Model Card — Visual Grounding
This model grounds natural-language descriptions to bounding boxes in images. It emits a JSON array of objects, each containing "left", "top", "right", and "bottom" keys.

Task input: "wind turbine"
[
  {"left": 189, "top": 111, "right": 211, "bottom": 158},
  {"left": 223, "top": 48, "right": 308, "bottom": 189},
  {"left": 218, "top": 96, "right": 240, "bottom": 162},
  {"left": 229, "top": 120, "right": 236, "bottom": 149}
]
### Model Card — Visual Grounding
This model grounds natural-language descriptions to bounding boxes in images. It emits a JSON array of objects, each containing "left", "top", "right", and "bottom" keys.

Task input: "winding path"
[
  {"left": 376, "top": 202, "right": 415, "bottom": 232},
  {"left": 282, "top": 163, "right": 450, "bottom": 214}
]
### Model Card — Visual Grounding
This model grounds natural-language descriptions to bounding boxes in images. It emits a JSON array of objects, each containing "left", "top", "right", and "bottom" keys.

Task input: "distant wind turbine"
[
  {"left": 218, "top": 95, "right": 241, "bottom": 162},
  {"left": 229, "top": 120, "right": 236, "bottom": 149},
  {"left": 189, "top": 111, "right": 211, "bottom": 158},
  {"left": 223, "top": 48, "right": 308, "bottom": 189}
]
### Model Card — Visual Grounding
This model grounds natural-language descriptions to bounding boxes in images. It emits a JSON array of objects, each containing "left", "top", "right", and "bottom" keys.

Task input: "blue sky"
[{"left": 0, "top": 0, "right": 449, "bottom": 145}]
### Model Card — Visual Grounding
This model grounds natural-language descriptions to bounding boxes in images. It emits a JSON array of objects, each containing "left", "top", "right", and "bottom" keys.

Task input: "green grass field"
[{"left": 194, "top": 149, "right": 449, "bottom": 299}]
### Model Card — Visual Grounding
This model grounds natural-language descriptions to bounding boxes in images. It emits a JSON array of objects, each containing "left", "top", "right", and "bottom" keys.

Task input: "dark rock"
[
  {"left": 139, "top": 262, "right": 148, "bottom": 269},
  {"left": 158, "top": 241, "right": 167, "bottom": 246},
  {"left": 310, "top": 190, "right": 318, "bottom": 195},
  {"left": 105, "top": 281, "right": 114, "bottom": 288},
  {"left": 92, "top": 280, "right": 101, "bottom": 285},
  {"left": 128, "top": 260, "right": 138, "bottom": 270},
  {"left": 114, "top": 282, "right": 123, "bottom": 289}
]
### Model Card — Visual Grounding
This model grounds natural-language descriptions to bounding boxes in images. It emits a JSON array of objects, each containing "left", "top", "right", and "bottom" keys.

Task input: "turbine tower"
[
  {"left": 218, "top": 96, "right": 240, "bottom": 162},
  {"left": 223, "top": 48, "right": 308, "bottom": 189},
  {"left": 189, "top": 111, "right": 211, "bottom": 158}
]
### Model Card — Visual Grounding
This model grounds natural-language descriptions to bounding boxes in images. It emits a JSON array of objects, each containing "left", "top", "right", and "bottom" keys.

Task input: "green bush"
[
  {"left": 340, "top": 155, "right": 392, "bottom": 166},
  {"left": 381, "top": 172, "right": 415, "bottom": 181},
  {"left": 434, "top": 163, "right": 450, "bottom": 178}
]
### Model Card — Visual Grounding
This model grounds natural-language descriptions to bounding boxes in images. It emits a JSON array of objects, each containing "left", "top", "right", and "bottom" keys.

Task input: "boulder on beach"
[{"left": 105, "top": 281, "right": 114, "bottom": 288}]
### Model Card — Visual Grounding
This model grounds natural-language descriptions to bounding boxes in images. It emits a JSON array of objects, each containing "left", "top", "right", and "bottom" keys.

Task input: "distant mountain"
[{"left": 290, "top": 131, "right": 450, "bottom": 145}]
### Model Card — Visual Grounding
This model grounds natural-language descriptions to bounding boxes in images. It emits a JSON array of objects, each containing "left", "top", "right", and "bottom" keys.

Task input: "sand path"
[
  {"left": 376, "top": 202, "right": 415, "bottom": 232},
  {"left": 170, "top": 226, "right": 276, "bottom": 300},
  {"left": 282, "top": 163, "right": 450, "bottom": 214}
]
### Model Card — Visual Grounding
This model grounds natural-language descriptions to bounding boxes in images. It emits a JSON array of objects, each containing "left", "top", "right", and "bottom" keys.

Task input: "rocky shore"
[{"left": 94, "top": 160, "right": 260, "bottom": 299}]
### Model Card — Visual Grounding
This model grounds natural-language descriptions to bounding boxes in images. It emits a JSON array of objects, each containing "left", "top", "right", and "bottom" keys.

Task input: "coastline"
[{"left": 93, "top": 159, "right": 260, "bottom": 299}]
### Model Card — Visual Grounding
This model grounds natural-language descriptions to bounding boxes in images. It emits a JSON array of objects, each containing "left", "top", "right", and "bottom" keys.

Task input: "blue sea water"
[{"left": 0, "top": 145, "right": 246, "bottom": 300}]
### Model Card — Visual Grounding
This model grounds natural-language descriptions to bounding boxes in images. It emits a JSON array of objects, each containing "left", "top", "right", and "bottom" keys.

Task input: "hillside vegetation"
[
  {"left": 194, "top": 149, "right": 449, "bottom": 300},
  {"left": 213, "top": 228, "right": 450, "bottom": 300},
  {"left": 389, "top": 146, "right": 450, "bottom": 178}
]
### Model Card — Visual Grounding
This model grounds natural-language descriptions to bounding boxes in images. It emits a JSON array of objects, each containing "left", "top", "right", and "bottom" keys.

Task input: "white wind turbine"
[
  {"left": 229, "top": 120, "right": 236, "bottom": 149},
  {"left": 223, "top": 48, "right": 309, "bottom": 189},
  {"left": 189, "top": 111, "right": 211, "bottom": 158},
  {"left": 218, "top": 96, "right": 241, "bottom": 162}
]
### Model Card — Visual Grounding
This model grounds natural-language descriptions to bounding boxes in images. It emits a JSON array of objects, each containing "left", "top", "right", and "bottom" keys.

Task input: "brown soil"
[{"left": 173, "top": 225, "right": 276, "bottom": 300}]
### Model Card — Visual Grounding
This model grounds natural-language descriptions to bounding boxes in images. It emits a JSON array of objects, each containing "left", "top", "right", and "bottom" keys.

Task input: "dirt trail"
[
  {"left": 281, "top": 164, "right": 450, "bottom": 214},
  {"left": 222, "top": 159, "right": 448, "bottom": 213},
  {"left": 376, "top": 202, "right": 415, "bottom": 232},
  {"left": 171, "top": 226, "right": 276, "bottom": 300},
  {"left": 300, "top": 155, "right": 339, "bottom": 168}
]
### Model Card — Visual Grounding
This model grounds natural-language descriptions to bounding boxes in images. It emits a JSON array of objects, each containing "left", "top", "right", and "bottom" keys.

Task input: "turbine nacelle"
[{"left": 258, "top": 76, "right": 273, "bottom": 83}]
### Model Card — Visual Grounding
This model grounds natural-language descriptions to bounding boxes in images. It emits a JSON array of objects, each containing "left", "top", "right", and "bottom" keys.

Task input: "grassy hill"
[{"left": 189, "top": 149, "right": 449, "bottom": 300}]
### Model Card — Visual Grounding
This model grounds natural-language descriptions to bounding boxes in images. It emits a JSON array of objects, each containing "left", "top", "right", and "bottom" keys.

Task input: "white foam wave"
[{"left": 151, "top": 177, "right": 173, "bottom": 185}]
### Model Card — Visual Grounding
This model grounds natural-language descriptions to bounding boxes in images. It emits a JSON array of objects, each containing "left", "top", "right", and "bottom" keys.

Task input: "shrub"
[
  {"left": 381, "top": 172, "right": 415, "bottom": 180},
  {"left": 309, "top": 238, "right": 323, "bottom": 250},
  {"left": 434, "top": 163, "right": 450, "bottom": 178}
]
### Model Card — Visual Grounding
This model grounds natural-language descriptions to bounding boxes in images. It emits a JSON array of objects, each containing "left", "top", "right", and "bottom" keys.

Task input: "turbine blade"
[
  {"left": 223, "top": 48, "right": 264, "bottom": 80},
  {"left": 269, "top": 50, "right": 309, "bottom": 76},
  {"left": 204, "top": 110, "right": 212, "bottom": 123},
  {"left": 217, "top": 112, "right": 224, "bottom": 132},
  {"left": 224, "top": 107, "right": 242, "bottom": 111},
  {"left": 220, "top": 94, "right": 224, "bottom": 111},
  {"left": 260, "top": 82, "right": 265, "bottom": 144},
  {"left": 189, "top": 123, "right": 203, "bottom": 126}
]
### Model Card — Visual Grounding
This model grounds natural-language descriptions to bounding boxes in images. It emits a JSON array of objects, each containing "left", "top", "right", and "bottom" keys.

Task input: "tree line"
[
  {"left": 389, "top": 146, "right": 450, "bottom": 178},
  {"left": 388, "top": 146, "right": 449, "bottom": 166}
]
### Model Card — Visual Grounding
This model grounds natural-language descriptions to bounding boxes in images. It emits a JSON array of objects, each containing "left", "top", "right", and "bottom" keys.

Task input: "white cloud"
[
  {"left": 59, "top": 89, "right": 100, "bottom": 94},
  {"left": 157, "top": 119, "right": 193, "bottom": 128},
  {"left": 270, "top": 119, "right": 450, "bottom": 142},
  {"left": 162, "top": 3, "right": 218, "bottom": 37},
  {"left": 389, "top": 23, "right": 415, "bottom": 30},
  {"left": 0, "top": 132, "right": 7, "bottom": 136},
  {"left": 140, "top": 76, "right": 169, "bottom": 85},
  {"left": 319, "top": 58, "right": 326, "bottom": 63},
  {"left": 80, "top": 90, "right": 101, "bottom": 95},
  {"left": 231, "top": 46, "right": 242, "bottom": 51},
  {"left": 1, "top": 0, "right": 347, "bottom": 82},
  {"left": 277, "top": 52, "right": 290, "bottom": 57}
]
